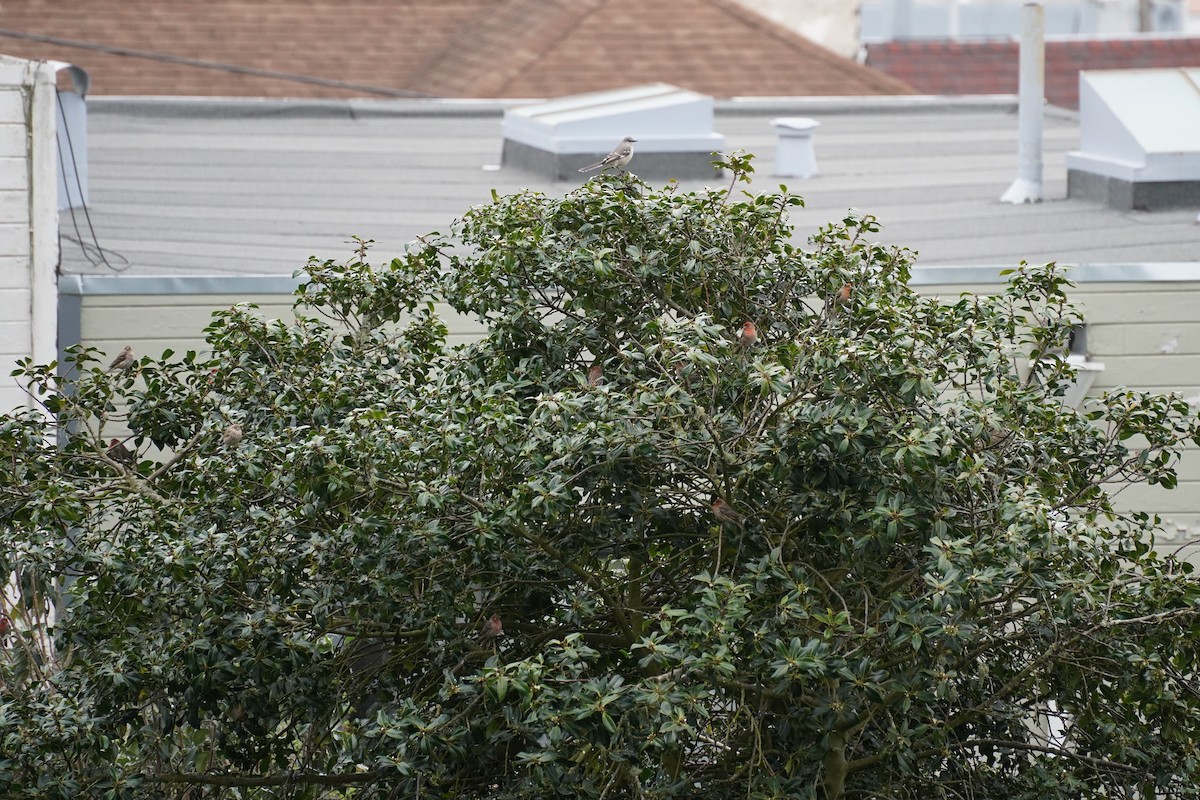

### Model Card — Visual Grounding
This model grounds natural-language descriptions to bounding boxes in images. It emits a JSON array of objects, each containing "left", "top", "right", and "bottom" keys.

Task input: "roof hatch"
[
  {"left": 501, "top": 83, "right": 725, "bottom": 181},
  {"left": 1066, "top": 68, "right": 1200, "bottom": 210}
]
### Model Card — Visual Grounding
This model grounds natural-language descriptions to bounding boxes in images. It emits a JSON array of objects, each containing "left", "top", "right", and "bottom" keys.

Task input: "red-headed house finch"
[
  {"left": 835, "top": 282, "right": 853, "bottom": 305},
  {"left": 737, "top": 321, "right": 758, "bottom": 347},
  {"left": 220, "top": 423, "right": 243, "bottom": 447},
  {"left": 711, "top": 498, "right": 744, "bottom": 527},
  {"left": 106, "top": 438, "right": 136, "bottom": 467},
  {"left": 107, "top": 345, "right": 135, "bottom": 372},
  {"left": 478, "top": 613, "right": 503, "bottom": 646}
]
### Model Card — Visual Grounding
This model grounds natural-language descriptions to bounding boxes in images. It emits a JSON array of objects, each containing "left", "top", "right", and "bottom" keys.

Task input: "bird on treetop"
[
  {"left": 108, "top": 345, "right": 135, "bottom": 372},
  {"left": 737, "top": 321, "right": 759, "bottom": 347},
  {"left": 578, "top": 137, "right": 637, "bottom": 173}
]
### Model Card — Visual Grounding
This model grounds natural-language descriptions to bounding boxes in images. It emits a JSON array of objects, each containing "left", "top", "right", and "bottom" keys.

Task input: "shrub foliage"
[{"left": 3, "top": 158, "right": 1200, "bottom": 799}]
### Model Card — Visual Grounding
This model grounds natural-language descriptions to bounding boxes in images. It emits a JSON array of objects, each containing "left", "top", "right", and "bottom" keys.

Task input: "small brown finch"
[
  {"left": 711, "top": 498, "right": 743, "bottom": 527},
  {"left": 106, "top": 438, "right": 136, "bottom": 467},
  {"left": 587, "top": 363, "right": 604, "bottom": 387},
  {"left": 108, "top": 346, "right": 135, "bottom": 372},
  {"left": 737, "top": 321, "right": 758, "bottom": 347},
  {"left": 835, "top": 282, "right": 853, "bottom": 305},
  {"left": 478, "top": 613, "right": 503, "bottom": 646},
  {"left": 220, "top": 423, "right": 243, "bottom": 447}
]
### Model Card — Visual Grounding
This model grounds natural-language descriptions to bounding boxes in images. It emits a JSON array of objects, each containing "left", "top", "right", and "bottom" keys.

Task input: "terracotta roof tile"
[
  {"left": 0, "top": 0, "right": 495, "bottom": 97},
  {"left": 867, "top": 37, "right": 1200, "bottom": 109},
  {"left": 479, "top": 0, "right": 914, "bottom": 98},
  {"left": 0, "top": 0, "right": 911, "bottom": 99}
]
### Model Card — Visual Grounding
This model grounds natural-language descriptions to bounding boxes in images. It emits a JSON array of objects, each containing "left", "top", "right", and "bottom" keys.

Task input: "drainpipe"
[{"left": 1001, "top": 2, "right": 1045, "bottom": 204}]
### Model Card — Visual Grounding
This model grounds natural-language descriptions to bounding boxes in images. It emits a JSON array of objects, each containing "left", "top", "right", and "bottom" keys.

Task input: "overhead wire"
[
  {"left": 8, "top": 23, "right": 432, "bottom": 274},
  {"left": 56, "top": 89, "right": 131, "bottom": 273},
  {"left": 0, "top": 28, "right": 433, "bottom": 99}
]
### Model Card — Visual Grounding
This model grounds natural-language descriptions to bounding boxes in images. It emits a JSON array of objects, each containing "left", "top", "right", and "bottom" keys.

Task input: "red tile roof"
[
  {"left": 413, "top": 0, "right": 915, "bottom": 98},
  {"left": 866, "top": 36, "right": 1200, "bottom": 109},
  {"left": 0, "top": 0, "right": 912, "bottom": 99}
]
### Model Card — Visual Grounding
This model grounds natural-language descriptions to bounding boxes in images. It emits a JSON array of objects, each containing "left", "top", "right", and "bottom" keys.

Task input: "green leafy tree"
[{"left": 3, "top": 157, "right": 1200, "bottom": 799}]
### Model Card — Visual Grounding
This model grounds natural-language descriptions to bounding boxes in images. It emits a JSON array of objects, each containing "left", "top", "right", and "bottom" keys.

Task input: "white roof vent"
[
  {"left": 501, "top": 83, "right": 725, "bottom": 181},
  {"left": 1066, "top": 68, "right": 1200, "bottom": 210}
]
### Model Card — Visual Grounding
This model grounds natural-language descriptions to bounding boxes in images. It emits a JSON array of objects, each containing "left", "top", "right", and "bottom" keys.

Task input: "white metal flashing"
[
  {"left": 58, "top": 274, "right": 304, "bottom": 296},
  {"left": 55, "top": 265, "right": 1200, "bottom": 298},
  {"left": 910, "top": 263, "right": 1200, "bottom": 284}
]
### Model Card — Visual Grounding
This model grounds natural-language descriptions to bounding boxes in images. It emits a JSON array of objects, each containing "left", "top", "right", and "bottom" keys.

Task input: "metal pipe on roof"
[{"left": 1001, "top": 3, "right": 1046, "bottom": 204}]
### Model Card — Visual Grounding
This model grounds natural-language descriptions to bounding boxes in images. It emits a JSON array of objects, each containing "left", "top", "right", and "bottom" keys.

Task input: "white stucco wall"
[
  {"left": 732, "top": 0, "right": 862, "bottom": 59},
  {"left": 0, "top": 55, "right": 58, "bottom": 416}
]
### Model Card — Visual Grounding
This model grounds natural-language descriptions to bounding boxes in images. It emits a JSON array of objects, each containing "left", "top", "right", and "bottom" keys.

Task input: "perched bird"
[
  {"left": 106, "top": 438, "right": 136, "bottom": 467},
  {"left": 578, "top": 137, "right": 637, "bottom": 173},
  {"left": 107, "top": 346, "right": 135, "bottom": 372},
  {"left": 0, "top": 613, "right": 10, "bottom": 636},
  {"left": 220, "top": 423, "right": 243, "bottom": 447},
  {"left": 835, "top": 282, "right": 853, "bottom": 305},
  {"left": 711, "top": 498, "right": 744, "bottom": 527},
  {"left": 478, "top": 613, "right": 503, "bottom": 646},
  {"left": 737, "top": 321, "right": 759, "bottom": 347},
  {"left": 587, "top": 363, "right": 604, "bottom": 387}
]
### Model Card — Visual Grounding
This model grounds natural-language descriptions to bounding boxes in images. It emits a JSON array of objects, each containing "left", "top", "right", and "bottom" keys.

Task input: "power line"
[
  {"left": 56, "top": 90, "right": 131, "bottom": 273},
  {"left": 0, "top": 27, "right": 433, "bottom": 99}
]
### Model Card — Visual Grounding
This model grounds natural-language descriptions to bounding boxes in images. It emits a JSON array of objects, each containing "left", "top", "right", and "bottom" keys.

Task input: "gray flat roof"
[{"left": 59, "top": 95, "right": 1199, "bottom": 277}]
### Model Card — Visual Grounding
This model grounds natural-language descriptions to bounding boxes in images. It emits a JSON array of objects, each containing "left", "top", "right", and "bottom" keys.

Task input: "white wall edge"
[
  {"left": 59, "top": 274, "right": 305, "bottom": 296},
  {"left": 29, "top": 61, "right": 58, "bottom": 406}
]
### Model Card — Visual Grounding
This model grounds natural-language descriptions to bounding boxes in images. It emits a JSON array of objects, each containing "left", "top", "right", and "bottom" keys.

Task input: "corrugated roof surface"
[
  {"left": 57, "top": 96, "right": 1199, "bottom": 278},
  {"left": 0, "top": 0, "right": 911, "bottom": 99}
]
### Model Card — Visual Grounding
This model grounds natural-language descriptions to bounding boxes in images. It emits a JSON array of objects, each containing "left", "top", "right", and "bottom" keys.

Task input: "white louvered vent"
[{"left": 1066, "top": 68, "right": 1200, "bottom": 210}]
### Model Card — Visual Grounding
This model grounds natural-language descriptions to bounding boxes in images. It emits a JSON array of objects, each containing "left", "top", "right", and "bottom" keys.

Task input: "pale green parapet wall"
[
  {"left": 60, "top": 265, "right": 1200, "bottom": 559},
  {"left": 915, "top": 263, "right": 1200, "bottom": 560},
  {"left": 58, "top": 274, "right": 489, "bottom": 367}
]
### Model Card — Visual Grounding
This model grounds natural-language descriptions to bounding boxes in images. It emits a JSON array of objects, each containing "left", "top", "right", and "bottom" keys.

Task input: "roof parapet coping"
[
  {"left": 59, "top": 265, "right": 1200, "bottom": 297},
  {"left": 86, "top": 94, "right": 1060, "bottom": 121},
  {"left": 87, "top": 96, "right": 538, "bottom": 119}
]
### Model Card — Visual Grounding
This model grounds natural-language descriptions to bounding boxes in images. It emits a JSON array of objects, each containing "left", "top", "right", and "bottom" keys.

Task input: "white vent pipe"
[{"left": 1001, "top": 3, "right": 1045, "bottom": 204}]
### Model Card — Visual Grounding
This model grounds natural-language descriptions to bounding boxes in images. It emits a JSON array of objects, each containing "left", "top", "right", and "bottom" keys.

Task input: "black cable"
[
  {"left": 56, "top": 90, "right": 131, "bottom": 273},
  {"left": 0, "top": 27, "right": 433, "bottom": 99}
]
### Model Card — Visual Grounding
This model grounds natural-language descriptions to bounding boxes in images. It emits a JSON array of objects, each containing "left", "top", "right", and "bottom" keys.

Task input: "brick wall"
[{"left": 866, "top": 36, "right": 1200, "bottom": 108}]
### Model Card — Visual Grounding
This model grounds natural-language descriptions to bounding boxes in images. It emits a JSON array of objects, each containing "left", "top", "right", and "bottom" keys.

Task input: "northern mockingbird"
[{"left": 578, "top": 136, "right": 637, "bottom": 173}]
